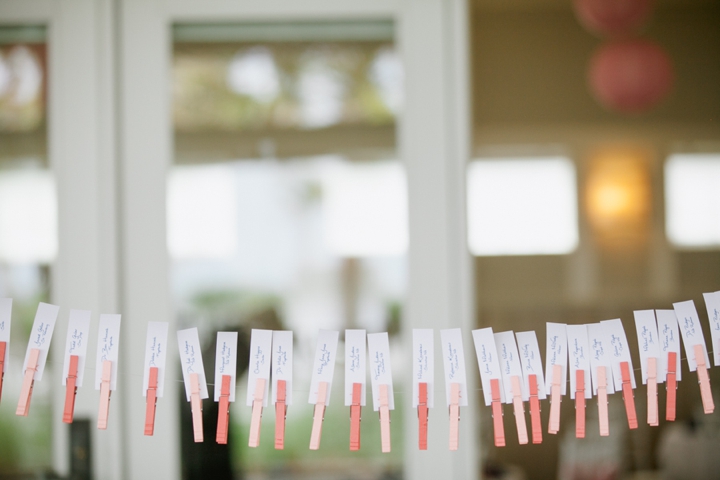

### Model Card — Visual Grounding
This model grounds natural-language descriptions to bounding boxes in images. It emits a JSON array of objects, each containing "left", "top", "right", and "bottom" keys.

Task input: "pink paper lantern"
[
  {"left": 588, "top": 39, "right": 674, "bottom": 114},
  {"left": 574, "top": 0, "right": 655, "bottom": 37}
]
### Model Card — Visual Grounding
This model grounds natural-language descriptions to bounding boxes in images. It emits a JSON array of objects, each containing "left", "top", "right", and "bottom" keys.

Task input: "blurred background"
[{"left": 0, "top": 0, "right": 718, "bottom": 479}]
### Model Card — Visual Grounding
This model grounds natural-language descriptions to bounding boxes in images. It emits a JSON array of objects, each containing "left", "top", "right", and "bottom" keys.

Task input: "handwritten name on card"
[
  {"left": 143, "top": 322, "right": 169, "bottom": 397},
  {"left": 515, "top": 331, "right": 546, "bottom": 400},
  {"left": 177, "top": 328, "right": 209, "bottom": 401},
  {"left": 412, "top": 329, "right": 434, "bottom": 408},
  {"left": 634, "top": 310, "right": 661, "bottom": 385},
  {"left": 587, "top": 323, "right": 615, "bottom": 395},
  {"left": 702, "top": 291, "right": 720, "bottom": 367},
  {"left": 440, "top": 328, "right": 469, "bottom": 407},
  {"left": 656, "top": 309, "right": 681, "bottom": 382},
  {"left": 308, "top": 330, "right": 339, "bottom": 406},
  {"left": 472, "top": 327, "right": 503, "bottom": 406},
  {"left": 601, "top": 319, "right": 636, "bottom": 390},
  {"left": 545, "top": 323, "right": 568, "bottom": 396},
  {"left": 95, "top": 314, "right": 121, "bottom": 391},
  {"left": 271, "top": 331, "right": 293, "bottom": 405},
  {"left": 345, "top": 329, "right": 367, "bottom": 407},
  {"left": 566, "top": 325, "right": 591, "bottom": 399},
  {"left": 62, "top": 309, "right": 91, "bottom": 387},
  {"left": 215, "top": 332, "right": 238, "bottom": 403},
  {"left": 673, "top": 300, "right": 710, "bottom": 372},
  {"left": 368, "top": 332, "right": 394, "bottom": 411},
  {"left": 246, "top": 329, "right": 270, "bottom": 406},
  {"left": 494, "top": 331, "right": 525, "bottom": 403},
  {"left": 23, "top": 302, "right": 59, "bottom": 381}
]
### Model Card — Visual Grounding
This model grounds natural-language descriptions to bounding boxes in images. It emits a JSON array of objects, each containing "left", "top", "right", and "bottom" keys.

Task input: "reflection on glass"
[{"left": 0, "top": 43, "right": 45, "bottom": 132}]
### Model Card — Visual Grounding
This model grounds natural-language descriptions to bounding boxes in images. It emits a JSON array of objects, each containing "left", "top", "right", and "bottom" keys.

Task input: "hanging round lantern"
[
  {"left": 588, "top": 39, "right": 674, "bottom": 114},
  {"left": 574, "top": 0, "right": 655, "bottom": 37}
]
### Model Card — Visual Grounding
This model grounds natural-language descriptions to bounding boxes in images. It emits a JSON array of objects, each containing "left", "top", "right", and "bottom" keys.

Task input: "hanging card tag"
[
  {"left": 22, "top": 302, "right": 59, "bottom": 381},
  {"left": 656, "top": 309, "right": 681, "bottom": 382},
  {"left": 62, "top": 309, "right": 90, "bottom": 387},
  {"left": 587, "top": 323, "right": 615, "bottom": 395},
  {"left": 601, "top": 319, "right": 636, "bottom": 390},
  {"left": 95, "top": 314, "right": 121, "bottom": 391},
  {"left": 634, "top": 311, "right": 661, "bottom": 385},
  {"left": 566, "top": 325, "right": 591, "bottom": 400},
  {"left": 308, "top": 330, "right": 339, "bottom": 406},
  {"left": 544, "top": 323, "right": 568, "bottom": 396},
  {"left": 143, "top": 322, "right": 169, "bottom": 397},
  {"left": 0, "top": 299, "right": 11, "bottom": 373},
  {"left": 674, "top": 300, "right": 710, "bottom": 372},
  {"left": 472, "top": 327, "right": 504, "bottom": 405},
  {"left": 246, "top": 329, "right": 271, "bottom": 406},
  {"left": 412, "top": 329, "right": 434, "bottom": 408},
  {"left": 368, "top": 333, "right": 394, "bottom": 411},
  {"left": 494, "top": 331, "right": 525, "bottom": 403},
  {"left": 440, "top": 328, "right": 469, "bottom": 407},
  {"left": 345, "top": 329, "right": 367, "bottom": 407},
  {"left": 271, "top": 331, "right": 293, "bottom": 405},
  {"left": 515, "top": 331, "right": 546, "bottom": 400},
  {"left": 177, "top": 328, "right": 209, "bottom": 401},
  {"left": 702, "top": 291, "right": 720, "bottom": 366},
  {"left": 214, "top": 332, "right": 238, "bottom": 402}
]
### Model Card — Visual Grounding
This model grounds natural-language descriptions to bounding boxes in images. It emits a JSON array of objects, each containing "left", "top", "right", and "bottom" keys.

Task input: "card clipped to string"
[
  {"left": 95, "top": 314, "right": 121, "bottom": 430},
  {"left": 674, "top": 300, "right": 714, "bottom": 414},
  {"left": 634, "top": 310, "right": 661, "bottom": 426},
  {"left": 142, "top": 321, "right": 169, "bottom": 436},
  {"left": 308, "top": 330, "right": 339, "bottom": 450},
  {"left": 440, "top": 328, "right": 468, "bottom": 451},
  {"left": 412, "top": 329, "right": 434, "bottom": 450},
  {"left": 345, "top": 329, "right": 366, "bottom": 451},
  {"left": 247, "top": 329, "right": 270, "bottom": 447},
  {"left": 702, "top": 291, "right": 720, "bottom": 367},
  {"left": 61, "top": 309, "right": 91, "bottom": 423},
  {"left": 601, "top": 319, "right": 637, "bottom": 429},
  {"left": 545, "top": 322, "right": 567, "bottom": 435},
  {"left": 494, "top": 331, "right": 528, "bottom": 445},
  {"left": 472, "top": 327, "right": 505, "bottom": 447},
  {"left": 656, "top": 309, "right": 681, "bottom": 420},
  {"left": 177, "top": 327, "right": 209, "bottom": 442},
  {"left": 0, "top": 298, "right": 12, "bottom": 403},
  {"left": 566, "top": 325, "right": 591, "bottom": 439},
  {"left": 368, "top": 332, "right": 394, "bottom": 453},
  {"left": 17, "top": 302, "right": 59, "bottom": 417},
  {"left": 516, "top": 331, "right": 545, "bottom": 444},
  {"left": 271, "top": 330, "right": 292, "bottom": 450},
  {"left": 587, "top": 322, "right": 614, "bottom": 436},
  {"left": 215, "top": 331, "right": 238, "bottom": 445}
]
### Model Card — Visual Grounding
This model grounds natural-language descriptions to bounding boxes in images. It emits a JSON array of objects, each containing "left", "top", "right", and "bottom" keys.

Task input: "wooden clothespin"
[
  {"left": 490, "top": 378, "right": 505, "bottom": 447},
  {"left": 666, "top": 351, "right": 677, "bottom": 421},
  {"left": 379, "top": 384, "right": 391, "bottom": 453},
  {"left": 597, "top": 366, "right": 609, "bottom": 437},
  {"left": 63, "top": 355, "right": 79, "bottom": 424},
  {"left": 216, "top": 375, "right": 231, "bottom": 444},
  {"left": 190, "top": 372, "right": 203, "bottom": 442},
  {"left": 349, "top": 382, "right": 362, "bottom": 451},
  {"left": 97, "top": 360, "right": 113, "bottom": 430},
  {"left": 647, "top": 357, "right": 658, "bottom": 426},
  {"left": 309, "top": 381, "right": 328, "bottom": 450},
  {"left": 144, "top": 367, "right": 159, "bottom": 436},
  {"left": 510, "top": 376, "right": 528, "bottom": 445},
  {"left": 248, "top": 377, "right": 265, "bottom": 447},
  {"left": 418, "top": 382, "right": 429, "bottom": 450},
  {"left": 575, "top": 369, "right": 585, "bottom": 439},
  {"left": 449, "top": 382, "right": 461, "bottom": 450},
  {"left": 548, "top": 364, "right": 562, "bottom": 434},
  {"left": 694, "top": 344, "right": 714, "bottom": 414},
  {"left": 0, "top": 341, "right": 6, "bottom": 404},
  {"left": 620, "top": 362, "right": 638, "bottom": 429},
  {"left": 16, "top": 348, "right": 40, "bottom": 416},
  {"left": 275, "top": 380, "right": 287, "bottom": 450},
  {"left": 528, "top": 374, "right": 542, "bottom": 444}
]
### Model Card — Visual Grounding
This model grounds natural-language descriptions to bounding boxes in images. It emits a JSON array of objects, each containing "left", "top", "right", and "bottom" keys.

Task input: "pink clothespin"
[
  {"left": 63, "top": 355, "right": 79, "bottom": 424},
  {"left": 449, "top": 382, "right": 461, "bottom": 450},
  {"left": 418, "top": 382, "right": 429, "bottom": 450},
  {"left": 248, "top": 377, "right": 265, "bottom": 447},
  {"left": 597, "top": 366, "right": 609, "bottom": 437},
  {"left": 190, "top": 372, "right": 203, "bottom": 442},
  {"left": 510, "top": 376, "right": 528, "bottom": 445},
  {"left": 97, "top": 360, "right": 112, "bottom": 430},
  {"left": 144, "top": 367, "right": 159, "bottom": 436},
  {"left": 647, "top": 357, "right": 658, "bottom": 426},
  {"left": 528, "top": 374, "right": 542, "bottom": 444},
  {"left": 666, "top": 351, "right": 677, "bottom": 421},
  {"left": 0, "top": 341, "right": 6, "bottom": 404},
  {"left": 379, "top": 384, "right": 391, "bottom": 453},
  {"left": 490, "top": 378, "right": 505, "bottom": 447},
  {"left": 350, "top": 382, "right": 362, "bottom": 451},
  {"left": 620, "top": 362, "right": 638, "bottom": 429},
  {"left": 275, "top": 380, "right": 287, "bottom": 450},
  {"left": 575, "top": 369, "right": 585, "bottom": 439},
  {"left": 694, "top": 344, "right": 714, "bottom": 414},
  {"left": 217, "top": 375, "right": 231, "bottom": 445},
  {"left": 548, "top": 364, "right": 562, "bottom": 434},
  {"left": 309, "top": 381, "right": 328, "bottom": 450},
  {"left": 16, "top": 348, "right": 40, "bottom": 416}
]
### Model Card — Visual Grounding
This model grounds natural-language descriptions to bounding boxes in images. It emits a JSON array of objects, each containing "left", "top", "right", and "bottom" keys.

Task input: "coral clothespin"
[
  {"left": 248, "top": 377, "right": 265, "bottom": 447},
  {"left": 510, "top": 376, "right": 528, "bottom": 445},
  {"left": 216, "top": 375, "right": 232, "bottom": 444},
  {"left": 620, "top": 362, "right": 638, "bottom": 429},
  {"left": 63, "top": 355, "right": 79, "bottom": 424},
  {"left": 16, "top": 348, "right": 40, "bottom": 416},
  {"left": 548, "top": 364, "right": 562, "bottom": 434},
  {"left": 491, "top": 378, "right": 505, "bottom": 447},
  {"left": 666, "top": 351, "right": 677, "bottom": 421},
  {"left": 418, "top": 382, "right": 429, "bottom": 450},
  {"left": 449, "top": 382, "right": 461, "bottom": 450},
  {"left": 275, "top": 379, "right": 287, "bottom": 450},
  {"left": 647, "top": 357, "right": 658, "bottom": 426},
  {"left": 379, "top": 384, "right": 391, "bottom": 453},
  {"left": 0, "top": 341, "right": 6, "bottom": 404},
  {"left": 528, "top": 374, "right": 542, "bottom": 444},
  {"left": 144, "top": 367, "right": 159, "bottom": 436},
  {"left": 575, "top": 369, "right": 586, "bottom": 438},
  {"left": 597, "top": 366, "right": 609, "bottom": 437},
  {"left": 97, "top": 360, "right": 112, "bottom": 430},
  {"left": 350, "top": 382, "right": 362, "bottom": 451},
  {"left": 190, "top": 372, "right": 203, "bottom": 442},
  {"left": 694, "top": 344, "right": 714, "bottom": 414},
  {"left": 309, "top": 381, "right": 328, "bottom": 450}
]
